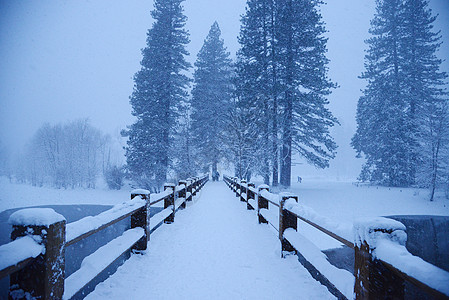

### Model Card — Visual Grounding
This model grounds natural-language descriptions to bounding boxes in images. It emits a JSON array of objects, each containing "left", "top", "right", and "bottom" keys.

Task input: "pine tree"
[
  {"left": 277, "top": 0, "right": 337, "bottom": 187},
  {"left": 235, "top": 0, "right": 337, "bottom": 186},
  {"left": 352, "top": 0, "right": 447, "bottom": 188},
  {"left": 124, "top": 0, "right": 190, "bottom": 189},
  {"left": 236, "top": 0, "right": 280, "bottom": 185},
  {"left": 190, "top": 22, "right": 233, "bottom": 178}
]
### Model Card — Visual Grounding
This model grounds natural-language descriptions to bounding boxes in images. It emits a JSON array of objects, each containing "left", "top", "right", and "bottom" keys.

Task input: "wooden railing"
[
  {"left": 223, "top": 175, "right": 449, "bottom": 300},
  {"left": 0, "top": 175, "right": 209, "bottom": 299}
]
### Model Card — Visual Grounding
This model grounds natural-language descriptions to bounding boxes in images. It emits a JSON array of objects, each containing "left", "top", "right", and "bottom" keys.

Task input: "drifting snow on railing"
[
  {"left": 223, "top": 175, "right": 449, "bottom": 300},
  {"left": 66, "top": 198, "right": 146, "bottom": 246},
  {"left": 0, "top": 174, "right": 209, "bottom": 299}
]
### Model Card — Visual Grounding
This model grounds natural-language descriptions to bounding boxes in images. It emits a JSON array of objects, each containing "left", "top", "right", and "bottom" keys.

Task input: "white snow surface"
[
  {"left": 0, "top": 177, "right": 132, "bottom": 212},
  {"left": 149, "top": 207, "right": 172, "bottom": 231},
  {"left": 150, "top": 189, "right": 171, "bottom": 203},
  {"left": 354, "top": 217, "right": 407, "bottom": 248},
  {"left": 66, "top": 198, "right": 145, "bottom": 243},
  {"left": 130, "top": 189, "right": 150, "bottom": 195},
  {"left": 284, "top": 198, "right": 353, "bottom": 243},
  {"left": 9, "top": 208, "right": 65, "bottom": 226},
  {"left": 64, "top": 228, "right": 144, "bottom": 300},
  {"left": 85, "top": 182, "right": 334, "bottom": 299},
  {"left": 283, "top": 180, "right": 448, "bottom": 251},
  {"left": 374, "top": 239, "right": 449, "bottom": 297},
  {"left": 260, "top": 189, "right": 279, "bottom": 203},
  {"left": 284, "top": 229, "right": 354, "bottom": 299},
  {"left": 0, "top": 235, "right": 44, "bottom": 271}
]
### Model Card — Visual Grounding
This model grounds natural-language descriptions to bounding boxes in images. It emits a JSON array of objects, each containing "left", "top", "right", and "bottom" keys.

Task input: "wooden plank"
[{"left": 0, "top": 257, "right": 33, "bottom": 279}]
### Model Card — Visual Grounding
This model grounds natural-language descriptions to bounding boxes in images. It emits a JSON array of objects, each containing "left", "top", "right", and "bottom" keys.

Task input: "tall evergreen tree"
[
  {"left": 277, "top": 0, "right": 337, "bottom": 187},
  {"left": 190, "top": 22, "right": 233, "bottom": 177},
  {"left": 124, "top": 0, "right": 190, "bottom": 189},
  {"left": 352, "top": 0, "right": 447, "bottom": 187},
  {"left": 236, "top": 0, "right": 275, "bottom": 185},
  {"left": 235, "top": 0, "right": 337, "bottom": 186}
]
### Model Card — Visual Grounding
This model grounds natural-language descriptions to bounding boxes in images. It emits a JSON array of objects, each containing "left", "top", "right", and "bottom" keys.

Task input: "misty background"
[{"left": 1, "top": 0, "right": 448, "bottom": 180}]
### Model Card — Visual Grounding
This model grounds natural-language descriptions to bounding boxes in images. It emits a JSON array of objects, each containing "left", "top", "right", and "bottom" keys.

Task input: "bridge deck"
[{"left": 86, "top": 182, "right": 334, "bottom": 299}]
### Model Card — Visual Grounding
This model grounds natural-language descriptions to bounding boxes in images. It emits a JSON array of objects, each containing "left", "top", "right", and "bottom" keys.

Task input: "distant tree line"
[
  {"left": 2, "top": 119, "right": 124, "bottom": 189},
  {"left": 352, "top": 0, "right": 448, "bottom": 200}
]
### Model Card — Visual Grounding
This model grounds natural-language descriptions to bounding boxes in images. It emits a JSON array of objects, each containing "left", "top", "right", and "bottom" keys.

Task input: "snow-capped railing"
[
  {"left": 0, "top": 174, "right": 209, "bottom": 299},
  {"left": 223, "top": 175, "right": 449, "bottom": 300}
]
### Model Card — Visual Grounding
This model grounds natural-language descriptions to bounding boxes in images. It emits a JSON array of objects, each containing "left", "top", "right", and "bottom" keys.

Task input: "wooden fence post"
[
  {"left": 235, "top": 179, "right": 241, "bottom": 198},
  {"left": 257, "top": 185, "right": 269, "bottom": 224},
  {"left": 240, "top": 180, "right": 247, "bottom": 202},
  {"left": 186, "top": 178, "right": 193, "bottom": 202},
  {"left": 279, "top": 194, "right": 298, "bottom": 256},
  {"left": 178, "top": 180, "right": 187, "bottom": 209},
  {"left": 9, "top": 208, "right": 66, "bottom": 299},
  {"left": 354, "top": 219, "right": 406, "bottom": 299},
  {"left": 192, "top": 177, "right": 198, "bottom": 196},
  {"left": 247, "top": 183, "right": 255, "bottom": 210},
  {"left": 130, "top": 190, "right": 150, "bottom": 251},
  {"left": 164, "top": 183, "right": 176, "bottom": 223}
]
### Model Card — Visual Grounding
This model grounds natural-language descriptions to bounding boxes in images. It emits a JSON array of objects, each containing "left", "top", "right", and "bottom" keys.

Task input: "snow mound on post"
[
  {"left": 131, "top": 189, "right": 150, "bottom": 195},
  {"left": 9, "top": 208, "right": 66, "bottom": 226},
  {"left": 257, "top": 184, "right": 269, "bottom": 190},
  {"left": 260, "top": 190, "right": 279, "bottom": 203},
  {"left": 354, "top": 217, "right": 406, "bottom": 249}
]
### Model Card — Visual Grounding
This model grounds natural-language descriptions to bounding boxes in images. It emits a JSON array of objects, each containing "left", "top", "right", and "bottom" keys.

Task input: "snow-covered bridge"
[
  {"left": 85, "top": 181, "right": 333, "bottom": 299},
  {"left": 1, "top": 177, "right": 449, "bottom": 299}
]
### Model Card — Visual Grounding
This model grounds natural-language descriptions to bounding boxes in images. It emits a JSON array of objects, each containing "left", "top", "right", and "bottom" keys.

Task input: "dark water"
[{"left": 0, "top": 204, "right": 162, "bottom": 299}]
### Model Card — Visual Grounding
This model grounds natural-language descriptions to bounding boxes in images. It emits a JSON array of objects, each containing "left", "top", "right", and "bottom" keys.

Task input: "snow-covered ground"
[
  {"left": 290, "top": 180, "right": 449, "bottom": 222},
  {"left": 0, "top": 177, "right": 131, "bottom": 213},
  {"left": 85, "top": 182, "right": 334, "bottom": 300},
  {"left": 2, "top": 176, "right": 447, "bottom": 219}
]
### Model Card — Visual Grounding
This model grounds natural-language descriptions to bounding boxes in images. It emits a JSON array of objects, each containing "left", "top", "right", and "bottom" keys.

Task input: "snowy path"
[{"left": 86, "top": 182, "right": 334, "bottom": 299}]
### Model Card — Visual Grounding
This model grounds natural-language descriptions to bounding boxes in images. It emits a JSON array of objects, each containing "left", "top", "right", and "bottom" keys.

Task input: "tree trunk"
[{"left": 280, "top": 0, "right": 293, "bottom": 188}]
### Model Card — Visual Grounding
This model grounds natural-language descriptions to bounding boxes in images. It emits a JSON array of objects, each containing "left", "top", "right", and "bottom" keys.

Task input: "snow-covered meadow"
[{"left": 1, "top": 176, "right": 447, "bottom": 223}]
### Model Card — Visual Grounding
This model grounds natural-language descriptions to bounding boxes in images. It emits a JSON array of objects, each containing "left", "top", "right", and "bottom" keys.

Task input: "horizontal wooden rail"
[
  {"left": 0, "top": 257, "right": 34, "bottom": 280},
  {"left": 66, "top": 205, "right": 144, "bottom": 247},
  {"left": 287, "top": 209, "right": 353, "bottom": 249},
  {"left": 382, "top": 259, "right": 449, "bottom": 300}
]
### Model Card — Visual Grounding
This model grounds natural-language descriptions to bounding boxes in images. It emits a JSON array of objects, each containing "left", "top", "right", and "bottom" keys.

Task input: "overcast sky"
[{"left": 1, "top": 0, "right": 448, "bottom": 179}]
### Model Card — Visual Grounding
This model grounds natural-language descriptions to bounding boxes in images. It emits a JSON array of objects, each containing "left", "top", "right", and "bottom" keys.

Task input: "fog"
[{"left": 1, "top": 0, "right": 448, "bottom": 180}]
